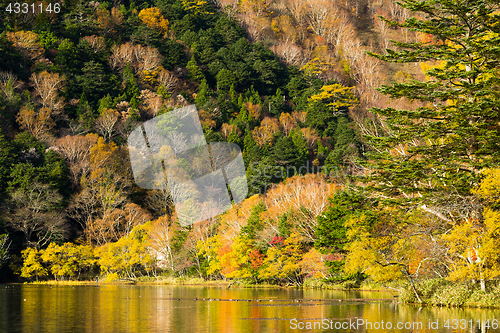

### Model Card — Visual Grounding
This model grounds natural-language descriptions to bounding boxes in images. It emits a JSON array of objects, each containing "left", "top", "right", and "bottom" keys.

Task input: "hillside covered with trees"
[{"left": 1, "top": 0, "right": 500, "bottom": 306}]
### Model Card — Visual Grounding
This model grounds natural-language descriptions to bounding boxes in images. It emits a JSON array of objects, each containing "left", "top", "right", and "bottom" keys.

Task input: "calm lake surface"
[{"left": 1, "top": 284, "right": 499, "bottom": 333}]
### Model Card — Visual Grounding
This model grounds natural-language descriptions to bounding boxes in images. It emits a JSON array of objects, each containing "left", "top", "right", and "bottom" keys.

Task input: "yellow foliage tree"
[
  {"left": 239, "top": 0, "right": 272, "bottom": 17},
  {"left": 20, "top": 247, "right": 47, "bottom": 280},
  {"left": 344, "top": 210, "right": 434, "bottom": 303},
  {"left": 6, "top": 31, "right": 44, "bottom": 61},
  {"left": 259, "top": 233, "right": 304, "bottom": 285},
  {"left": 299, "top": 248, "right": 329, "bottom": 279},
  {"left": 41, "top": 243, "right": 95, "bottom": 280},
  {"left": 300, "top": 57, "right": 332, "bottom": 76},
  {"left": 96, "top": 223, "right": 155, "bottom": 279},
  {"left": 138, "top": 7, "right": 169, "bottom": 36},
  {"left": 251, "top": 117, "right": 280, "bottom": 146},
  {"left": 309, "top": 83, "right": 358, "bottom": 115},
  {"left": 443, "top": 168, "right": 500, "bottom": 292},
  {"left": 16, "top": 105, "right": 55, "bottom": 140},
  {"left": 218, "top": 236, "right": 254, "bottom": 278},
  {"left": 196, "top": 235, "right": 223, "bottom": 276},
  {"left": 182, "top": 0, "right": 214, "bottom": 15}
]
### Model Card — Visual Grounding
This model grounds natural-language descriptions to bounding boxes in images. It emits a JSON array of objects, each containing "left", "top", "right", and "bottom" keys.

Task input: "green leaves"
[{"left": 363, "top": 0, "right": 500, "bottom": 212}]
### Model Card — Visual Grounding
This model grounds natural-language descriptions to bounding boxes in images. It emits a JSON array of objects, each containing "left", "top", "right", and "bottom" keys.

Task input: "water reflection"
[{"left": 0, "top": 285, "right": 499, "bottom": 332}]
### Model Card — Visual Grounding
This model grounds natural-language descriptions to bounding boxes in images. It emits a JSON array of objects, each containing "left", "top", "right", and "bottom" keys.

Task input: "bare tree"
[
  {"left": 149, "top": 216, "right": 177, "bottom": 271},
  {"left": 30, "top": 71, "right": 65, "bottom": 113},
  {"left": 95, "top": 108, "right": 120, "bottom": 141},
  {"left": 157, "top": 69, "right": 178, "bottom": 94},
  {"left": 139, "top": 89, "right": 164, "bottom": 117},
  {"left": 84, "top": 203, "right": 152, "bottom": 245},
  {"left": 81, "top": 35, "right": 106, "bottom": 53},
  {"left": 110, "top": 42, "right": 163, "bottom": 80},
  {"left": 0, "top": 234, "right": 10, "bottom": 267},
  {"left": 52, "top": 134, "right": 99, "bottom": 184},
  {"left": 6, "top": 182, "right": 69, "bottom": 248},
  {"left": 271, "top": 42, "right": 304, "bottom": 66}
]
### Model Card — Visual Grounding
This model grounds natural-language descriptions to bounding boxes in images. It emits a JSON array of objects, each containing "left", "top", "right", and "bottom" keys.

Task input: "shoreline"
[
  {"left": 4, "top": 278, "right": 500, "bottom": 309},
  {"left": 3, "top": 277, "right": 392, "bottom": 291}
]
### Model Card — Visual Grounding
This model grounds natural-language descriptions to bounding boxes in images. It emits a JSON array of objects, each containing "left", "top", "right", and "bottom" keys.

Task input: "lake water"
[{"left": 1, "top": 284, "right": 499, "bottom": 332}]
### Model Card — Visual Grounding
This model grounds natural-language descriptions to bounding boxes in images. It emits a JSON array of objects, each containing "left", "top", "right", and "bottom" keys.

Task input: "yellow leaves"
[
  {"left": 474, "top": 168, "right": 500, "bottom": 205},
  {"left": 16, "top": 105, "right": 55, "bottom": 140},
  {"left": 6, "top": 31, "right": 44, "bottom": 61},
  {"left": 141, "top": 69, "right": 160, "bottom": 88},
  {"left": 89, "top": 137, "right": 118, "bottom": 177},
  {"left": 96, "top": 7, "right": 124, "bottom": 35},
  {"left": 309, "top": 83, "right": 358, "bottom": 114},
  {"left": 298, "top": 248, "right": 329, "bottom": 279},
  {"left": 97, "top": 223, "right": 155, "bottom": 278},
  {"left": 218, "top": 236, "right": 253, "bottom": 278},
  {"left": 18, "top": 225, "right": 155, "bottom": 281},
  {"left": 300, "top": 57, "right": 332, "bottom": 75},
  {"left": 393, "top": 70, "right": 413, "bottom": 84},
  {"left": 40, "top": 243, "right": 95, "bottom": 279},
  {"left": 278, "top": 112, "right": 297, "bottom": 136},
  {"left": 243, "top": 102, "right": 261, "bottom": 120},
  {"left": 344, "top": 210, "right": 426, "bottom": 282},
  {"left": 196, "top": 235, "right": 223, "bottom": 275},
  {"left": 271, "top": 16, "right": 297, "bottom": 42},
  {"left": 259, "top": 233, "right": 304, "bottom": 281},
  {"left": 138, "top": 7, "right": 169, "bottom": 36},
  {"left": 238, "top": 0, "right": 272, "bottom": 17},
  {"left": 419, "top": 60, "right": 445, "bottom": 81},
  {"left": 181, "top": 1, "right": 214, "bottom": 15},
  {"left": 441, "top": 216, "right": 500, "bottom": 282},
  {"left": 251, "top": 117, "right": 280, "bottom": 147},
  {"left": 20, "top": 248, "right": 47, "bottom": 279}
]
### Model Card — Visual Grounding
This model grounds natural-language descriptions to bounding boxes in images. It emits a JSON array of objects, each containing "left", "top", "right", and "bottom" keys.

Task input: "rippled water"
[{"left": 1, "top": 284, "right": 499, "bottom": 332}]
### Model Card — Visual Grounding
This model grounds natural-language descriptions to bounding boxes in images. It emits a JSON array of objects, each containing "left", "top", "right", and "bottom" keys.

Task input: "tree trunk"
[
  {"left": 480, "top": 266, "right": 486, "bottom": 292},
  {"left": 409, "top": 278, "right": 423, "bottom": 303},
  {"left": 404, "top": 267, "right": 423, "bottom": 303}
]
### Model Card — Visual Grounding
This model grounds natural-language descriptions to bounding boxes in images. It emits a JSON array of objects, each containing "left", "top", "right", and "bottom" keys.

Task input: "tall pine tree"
[{"left": 364, "top": 0, "right": 500, "bottom": 220}]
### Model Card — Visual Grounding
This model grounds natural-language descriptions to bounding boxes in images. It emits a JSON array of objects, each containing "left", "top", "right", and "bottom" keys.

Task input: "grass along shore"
[{"left": 20, "top": 277, "right": 500, "bottom": 308}]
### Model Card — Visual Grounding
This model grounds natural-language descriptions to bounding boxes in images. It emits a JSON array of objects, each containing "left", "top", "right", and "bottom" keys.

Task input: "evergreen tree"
[
  {"left": 289, "top": 128, "right": 309, "bottom": 168},
  {"left": 243, "top": 131, "right": 260, "bottom": 165},
  {"left": 271, "top": 135, "right": 300, "bottom": 169},
  {"left": 195, "top": 79, "right": 210, "bottom": 108},
  {"left": 240, "top": 202, "right": 266, "bottom": 240},
  {"left": 325, "top": 117, "right": 360, "bottom": 169},
  {"left": 277, "top": 212, "right": 291, "bottom": 238},
  {"left": 315, "top": 191, "right": 375, "bottom": 275},
  {"left": 363, "top": 0, "right": 500, "bottom": 218},
  {"left": 186, "top": 55, "right": 205, "bottom": 82},
  {"left": 77, "top": 94, "right": 95, "bottom": 129},
  {"left": 98, "top": 94, "right": 114, "bottom": 115},
  {"left": 229, "top": 84, "right": 238, "bottom": 105},
  {"left": 77, "top": 61, "right": 111, "bottom": 103},
  {"left": 0, "top": 129, "right": 15, "bottom": 192},
  {"left": 124, "top": 77, "right": 140, "bottom": 101},
  {"left": 55, "top": 39, "right": 79, "bottom": 71}
]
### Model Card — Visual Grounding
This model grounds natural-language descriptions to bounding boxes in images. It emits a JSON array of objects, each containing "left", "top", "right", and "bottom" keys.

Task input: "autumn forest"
[{"left": 0, "top": 0, "right": 500, "bottom": 306}]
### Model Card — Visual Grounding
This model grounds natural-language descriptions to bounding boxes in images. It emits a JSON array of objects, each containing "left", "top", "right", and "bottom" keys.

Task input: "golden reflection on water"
[{"left": 0, "top": 285, "right": 499, "bottom": 332}]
